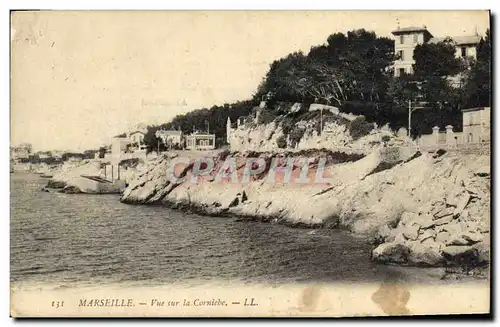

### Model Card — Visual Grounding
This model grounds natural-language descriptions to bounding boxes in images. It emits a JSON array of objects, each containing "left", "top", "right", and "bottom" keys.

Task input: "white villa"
[
  {"left": 128, "top": 130, "right": 146, "bottom": 150},
  {"left": 185, "top": 132, "right": 216, "bottom": 150},
  {"left": 155, "top": 129, "right": 183, "bottom": 149},
  {"left": 110, "top": 125, "right": 148, "bottom": 159},
  {"left": 392, "top": 26, "right": 481, "bottom": 77}
]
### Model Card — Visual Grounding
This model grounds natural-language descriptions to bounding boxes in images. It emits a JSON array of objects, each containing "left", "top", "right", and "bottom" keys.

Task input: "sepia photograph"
[{"left": 9, "top": 10, "right": 491, "bottom": 317}]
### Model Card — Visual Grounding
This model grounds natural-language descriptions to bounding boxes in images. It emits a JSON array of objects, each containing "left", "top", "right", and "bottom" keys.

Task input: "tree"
[
  {"left": 143, "top": 127, "right": 163, "bottom": 153},
  {"left": 258, "top": 51, "right": 312, "bottom": 103},
  {"left": 412, "top": 40, "right": 464, "bottom": 108},
  {"left": 276, "top": 135, "right": 287, "bottom": 148},
  {"left": 388, "top": 39, "right": 468, "bottom": 136},
  {"left": 463, "top": 29, "right": 491, "bottom": 108},
  {"left": 256, "top": 29, "right": 396, "bottom": 125},
  {"left": 413, "top": 40, "right": 463, "bottom": 77},
  {"left": 98, "top": 147, "right": 106, "bottom": 159},
  {"left": 384, "top": 74, "right": 420, "bottom": 131}
]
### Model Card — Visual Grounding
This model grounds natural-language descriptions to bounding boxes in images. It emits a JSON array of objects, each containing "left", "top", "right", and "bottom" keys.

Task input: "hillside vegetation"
[{"left": 141, "top": 29, "right": 490, "bottom": 152}]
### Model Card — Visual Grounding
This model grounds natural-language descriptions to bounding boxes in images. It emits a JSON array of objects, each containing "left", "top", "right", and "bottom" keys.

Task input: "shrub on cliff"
[
  {"left": 258, "top": 109, "right": 278, "bottom": 125},
  {"left": 276, "top": 135, "right": 287, "bottom": 148},
  {"left": 289, "top": 127, "right": 305, "bottom": 148},
  {"left": 348, "top": 116, "right": 374, "bottom": 140}
]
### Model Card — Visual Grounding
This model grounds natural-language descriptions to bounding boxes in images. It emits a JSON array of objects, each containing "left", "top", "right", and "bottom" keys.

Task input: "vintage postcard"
[{"left": 10, "top": 10, "right": 491, "bottom": 317}]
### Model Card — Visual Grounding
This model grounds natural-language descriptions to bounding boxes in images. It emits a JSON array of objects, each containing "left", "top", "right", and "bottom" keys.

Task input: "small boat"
[{"left": 40, "top": 173, "right": 53, "bottom": 178}]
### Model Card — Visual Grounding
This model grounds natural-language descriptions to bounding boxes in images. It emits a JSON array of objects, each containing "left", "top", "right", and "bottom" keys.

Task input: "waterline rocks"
[
  {"left": 59, "top": 178, "right": 126, "bottom": 194},
  {"left": 46, "top": 160, "right": 103, "bottom": 189},
  {"left": 46, "top": 158, "right": 141, "bottom": 194},
  {"left": 371, "top": 161, "right": 490, "bottom": 268},
  {"left": 371, "top": 243, "right": 410, "bottom": 264}
]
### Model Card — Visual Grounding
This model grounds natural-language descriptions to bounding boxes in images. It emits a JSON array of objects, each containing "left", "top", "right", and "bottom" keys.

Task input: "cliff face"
[
  {"left": 227, "top": 103, "right": 411, "bottom": 154},
  {"left": 227, "top": 121, "right": 286, "bottom": 153},
  {"left": 120, "top": 147, "right": 490, "bottom": 268}
]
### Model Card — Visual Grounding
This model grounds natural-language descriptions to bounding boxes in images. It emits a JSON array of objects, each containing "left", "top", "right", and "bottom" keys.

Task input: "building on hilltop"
[
  {"left": 392, "top": 26, "right": 481, "bottom": 77},
  {"left": 392, "top": 26, "right": 434, "bottom": 76},
  {"left": 128, "top": 130, "right": 147, "bottom": 152},
  {"left": 155, "top": 129, "right": 184, "bottom": 149},
  {"left": 185, "top": 131, "right": 216, "bottom": 151},
  {"left": 428, "top": 35, "right": 481, "bottom": 59}
]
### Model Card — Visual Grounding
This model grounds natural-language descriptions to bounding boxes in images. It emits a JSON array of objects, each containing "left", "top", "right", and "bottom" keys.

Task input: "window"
[
  {"left": 461, "top": 47, "right": 467, "bottom": 57},
  {"left": 398, "top": 50, "right": 404, "bottom": 61},
  {"left": 413, "top": 34, "right": 418, "bottom": 43},
  {"left": 400, "top": 35, "right": 404, "bottom": 44},
  {"left": 399, "top": 68, "right": 405, "bottom": 76}
]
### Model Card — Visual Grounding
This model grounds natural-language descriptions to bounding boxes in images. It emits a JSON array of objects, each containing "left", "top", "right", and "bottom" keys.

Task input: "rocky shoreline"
[
  {"left": 40, "top": 145, "right": 490, "bottom": 278},
  {"left": 45, "top": 158, "right": 142, "bottom": 194},
  {"left": 117, "top": 146, "right": 490, "bottom": 275}
]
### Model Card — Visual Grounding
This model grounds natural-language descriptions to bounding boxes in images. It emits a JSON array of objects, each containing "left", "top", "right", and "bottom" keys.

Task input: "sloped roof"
[
  {"left": 129, "top": 130, "right": 146, "bottom": 135},
  {"left": 392, "top": 26, "right": 431, "bottom": 35},
  {"left": 461, "top": 107, "right": 490, "bottom": 113},
  {"left": 429, "top": 35, "right": 481, "bottom": 45}
]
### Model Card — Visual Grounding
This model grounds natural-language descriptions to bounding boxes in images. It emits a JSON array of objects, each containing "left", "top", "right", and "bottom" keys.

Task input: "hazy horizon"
[{"left": 11, "top": 10, "right": 490, "bottom": 152}]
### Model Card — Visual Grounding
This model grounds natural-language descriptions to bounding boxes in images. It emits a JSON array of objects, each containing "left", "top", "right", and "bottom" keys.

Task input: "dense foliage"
[
  {"left": 255, "top": 29, "right": 396, "bottom": 126},
  {"left": 348, "top": 116, "right": 375, "bottom": 140},
  {"left": 463, "top": 29, "right": 491, "bottom": 108}
]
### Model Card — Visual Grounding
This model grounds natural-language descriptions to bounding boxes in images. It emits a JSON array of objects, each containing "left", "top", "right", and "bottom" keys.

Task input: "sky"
[{"left": 10, "top": 10, "right": 490, "bottom": 152}]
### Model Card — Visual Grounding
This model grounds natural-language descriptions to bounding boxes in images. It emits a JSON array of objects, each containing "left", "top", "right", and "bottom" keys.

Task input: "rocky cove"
[{"left": 116, "top": 146, "right": 490, "bottom": 275}]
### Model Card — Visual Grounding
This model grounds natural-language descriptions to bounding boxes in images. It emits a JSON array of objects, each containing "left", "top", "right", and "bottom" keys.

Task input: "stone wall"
[{"left": 416, "top": 125, "right": 490, "bottom": 150}]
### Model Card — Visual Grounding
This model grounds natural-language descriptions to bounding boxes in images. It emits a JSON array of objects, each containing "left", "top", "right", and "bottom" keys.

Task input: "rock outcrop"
[
  {"left": 46, "top": 158, "right": 141, "bottom": 194},
  {"left": 227, "top": 103, "right": 412, "bottom": 154},
  {"left": 47, "top": 159, "right": 103, "bottom": 189},
  {"left": 59, "top": 178, "right": 126, "bottom": 194}
]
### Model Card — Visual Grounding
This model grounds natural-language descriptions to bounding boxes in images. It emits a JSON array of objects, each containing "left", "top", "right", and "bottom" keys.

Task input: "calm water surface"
[{"left": 11, "top": 173, "right": 446, "bottom": 289}]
